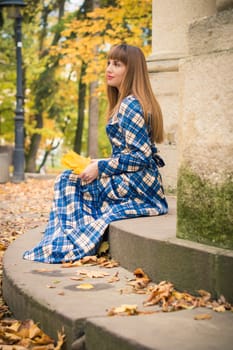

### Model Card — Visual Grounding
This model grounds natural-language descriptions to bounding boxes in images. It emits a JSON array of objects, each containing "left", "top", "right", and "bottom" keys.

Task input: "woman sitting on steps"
[{"left": 23, "top": 43, "right": 168, "bottom": 263}]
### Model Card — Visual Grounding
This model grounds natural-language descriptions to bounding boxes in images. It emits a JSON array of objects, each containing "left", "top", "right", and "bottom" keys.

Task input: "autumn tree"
[
  {"left": 0, "top": 0, "right": 70, "bottom": 172},
  {"left": 25, "top": 0, "right": 67, "bottom": 172},
  {"left": 56, "top": 0, "right": 152, "bottom": 157}
]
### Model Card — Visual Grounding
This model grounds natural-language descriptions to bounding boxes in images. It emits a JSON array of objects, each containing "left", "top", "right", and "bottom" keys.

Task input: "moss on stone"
[{"left": 177, "top": 166, "right": 233, "bottom": 249}]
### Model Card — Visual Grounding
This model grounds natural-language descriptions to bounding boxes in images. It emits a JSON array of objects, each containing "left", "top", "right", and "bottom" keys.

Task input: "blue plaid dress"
[{"left": 23, "top": 95, "right": 168, "bottom": 263}]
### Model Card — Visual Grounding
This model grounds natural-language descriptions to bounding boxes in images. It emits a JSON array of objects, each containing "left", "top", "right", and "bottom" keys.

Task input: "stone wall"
[
  {"left": 148, "top": 0, "right": 216, "bottom": 192},
  {"left": 177, "top": 8, "right": 233, "bottom": 248}
]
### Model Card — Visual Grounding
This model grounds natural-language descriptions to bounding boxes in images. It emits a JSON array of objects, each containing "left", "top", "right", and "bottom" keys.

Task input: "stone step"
[
  {"left": 85, "top": 309, "right": 233, "bottom": 350},
  {"left": 2, "top": 197, "right": 233, "bottom": 349},
  {"left": 109, "top": 197, "right": 233, "bottom": 303}
]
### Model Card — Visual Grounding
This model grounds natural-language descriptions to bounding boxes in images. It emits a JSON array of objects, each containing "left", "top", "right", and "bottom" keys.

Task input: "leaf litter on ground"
[
  {"left": 0, "top": 178, "right": 65, "bottom": 348},
  {"left": 107, "top": 268, "right": 233, "bottom": 317}
]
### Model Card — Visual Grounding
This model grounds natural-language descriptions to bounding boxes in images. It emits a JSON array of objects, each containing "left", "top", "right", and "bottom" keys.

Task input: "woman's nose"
[{"left": 106, "top": 63, "right": 112, "bottom": 73}]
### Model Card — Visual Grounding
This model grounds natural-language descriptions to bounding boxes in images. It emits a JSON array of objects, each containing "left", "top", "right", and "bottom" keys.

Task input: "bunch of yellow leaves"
[{"left": 61, "top": 151, "right": 91, "bottom": 174}]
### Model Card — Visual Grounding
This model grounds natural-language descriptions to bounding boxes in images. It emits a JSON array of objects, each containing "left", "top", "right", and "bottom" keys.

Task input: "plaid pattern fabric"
[{"left": 23, "top": 95, "right": 168, "bottom": 263}]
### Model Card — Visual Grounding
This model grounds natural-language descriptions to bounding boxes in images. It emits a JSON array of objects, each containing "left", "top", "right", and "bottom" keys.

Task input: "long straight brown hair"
[{"left": 106, "top": 44, "right": 164, "bottom": 143}]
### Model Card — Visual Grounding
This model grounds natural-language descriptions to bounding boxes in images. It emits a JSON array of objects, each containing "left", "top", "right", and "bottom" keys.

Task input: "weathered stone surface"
[
  {"left": 217, "top": 0, "right": 233, "bottom": 11},
  {"left": 189, "top": 9, "right": 233, "bottom": 55},
  {"left": 152, "top": 0, "right": 216, "bottom": 57},
  {"left": 149, "top": 69, "right": 180, "bottom": 191},
  {"left": 178, "top": 8, "right": 233, "bottom": 247},
  {"left": 179, "top": 52, "right": 233, "bottom": 184},
  {"left": 85, "top": 311, "right": 233, "bottom": 350},
  {"left": 148, "top": 0, "right": 216, "bottom": 191}
]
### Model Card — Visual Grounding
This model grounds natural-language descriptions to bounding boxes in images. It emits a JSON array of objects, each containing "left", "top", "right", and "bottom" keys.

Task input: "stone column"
[
  {"left": 147, "top": 0, "right": 216, "bottom": 191},
  {"left": 177, "top": 6, "right": 233, "bottom": 249}
]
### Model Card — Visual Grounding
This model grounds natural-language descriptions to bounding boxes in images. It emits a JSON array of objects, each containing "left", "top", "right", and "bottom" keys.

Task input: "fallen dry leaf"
[
  {"left": 126, "top": 268, "right": 151, "bottom": 291},
  {"left": 194, "top": 313, "right": 212, "bottom": 320},
  {"left": 98, "top": 258, "right": 119, "bottom": 268},
  {"left": 128, "top": 279, "right": 149, "bottom": 290},
  {"left": 33, "top": 268, "right": 52, "bottom": 273},
  {"left": 0, "top": 318, "right": 64, "bottom": 349},
  {"left": 54, "top": 330, "right": 66, "bottom": 350},
  {"left": 81, "top": 255, "right": 98, "bottom": 265},
  {"left": 212, "top": 305, "right": 226, "bottom": 312},
  {"left": 142, "top": 280, "right": 232, "bottom": 314},
  {"left": 0, "top": 243, "right": 7, "bottom": 251},
  {"left": 70, "top": 276, "right": 85, "bottom": 281},
  {"left": 57, "top": 292, "right": 65, "bottom": 296},
  {"left": 133, "top": 268, "right": 149, "bottom": 280},
  {"left": 108, "top": 271, "right": 120, "bottom": 283},
  {"left": 143, "top": 281, "right": 174, "bottom": 308},
  {"left": 76, "top": 269, "right": 110, "bottom": 278},
  {"left": 76, "top": 283, "right": 94, "bottom": 290},
  {"left": 107, "top": 304, "right": 138, "bottom": 316},
  {"left": 61, "top": 261, "right": 82, "bottom": 268}
]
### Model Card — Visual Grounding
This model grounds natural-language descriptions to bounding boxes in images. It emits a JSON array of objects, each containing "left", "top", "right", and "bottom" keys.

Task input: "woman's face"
[{"left": 106, "top": 59, "right": 126, "bottom": 90}]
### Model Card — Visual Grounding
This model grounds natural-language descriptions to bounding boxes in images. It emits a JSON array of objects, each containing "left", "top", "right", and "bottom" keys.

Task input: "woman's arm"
[{"left": 98, "top": 99, "right": 152, "bottom": 176}]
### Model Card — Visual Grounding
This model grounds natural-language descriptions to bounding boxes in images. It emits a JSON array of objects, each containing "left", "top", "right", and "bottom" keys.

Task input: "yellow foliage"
[
  {"left": 61, "top": 150, "right": 91, "bottom": 174},
  {"left": 55, "top": 0, "right": 152, "bottom": 85}
]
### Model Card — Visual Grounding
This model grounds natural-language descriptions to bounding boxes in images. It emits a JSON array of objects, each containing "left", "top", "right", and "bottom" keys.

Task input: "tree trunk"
[
  {"left": 87, "top": 0, "right": 100, "bottom": 158},
  {"left": 25, "top": 113, "right": 42, "bottom": 172},
  {"left": 88, "top": 81, "right": 99, "bottom": 158},
  {"left": 74, "top": 62, "right": 87, "bottom": 154},
  {"left": 37, "top": 139, "right": 60, "bottom": 173}
]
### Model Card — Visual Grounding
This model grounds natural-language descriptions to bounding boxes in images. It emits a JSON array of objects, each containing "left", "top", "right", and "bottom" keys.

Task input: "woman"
[{"left": 23, "top": 44, "right": 168, "bottom": 263}]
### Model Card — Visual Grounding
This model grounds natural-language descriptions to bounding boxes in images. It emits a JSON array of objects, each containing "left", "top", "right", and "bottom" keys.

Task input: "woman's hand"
[{"left": 79, "top": 160, "right": 99, "bottom": 183}]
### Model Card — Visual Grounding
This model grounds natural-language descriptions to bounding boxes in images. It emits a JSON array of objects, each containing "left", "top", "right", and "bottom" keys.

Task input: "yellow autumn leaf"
[
  {"left": 76, "top": 283, "right": 94, "bottom": 290},
  {"left": 61, "top": 150, "right": 91, "bottom": 174}
]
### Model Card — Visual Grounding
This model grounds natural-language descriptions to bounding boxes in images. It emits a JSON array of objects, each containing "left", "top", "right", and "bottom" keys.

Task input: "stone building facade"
[{"left": 149, "top": 0, "right": 233, "bottom": 248}]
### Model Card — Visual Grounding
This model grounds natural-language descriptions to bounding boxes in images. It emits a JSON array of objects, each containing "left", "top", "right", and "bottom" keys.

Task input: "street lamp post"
[{"left": 0, "top": 0, "right": 26, "bottom": 182}]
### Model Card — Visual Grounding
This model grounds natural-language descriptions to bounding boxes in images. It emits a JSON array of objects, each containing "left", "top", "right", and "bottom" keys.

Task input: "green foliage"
[
  {"left": 0, "top": 17, "right": 16, "bottom": 142},
  {"left": 98, "top": 98, "right": 111, "bottom": 158},
  {"left": 177, "top": 166, "right": 233, "bottom": 249}
]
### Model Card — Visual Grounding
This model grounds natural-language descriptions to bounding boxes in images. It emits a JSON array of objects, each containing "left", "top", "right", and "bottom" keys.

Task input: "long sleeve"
[{"left": 98, "top": 97, "right": 152, "bottom": 176}]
